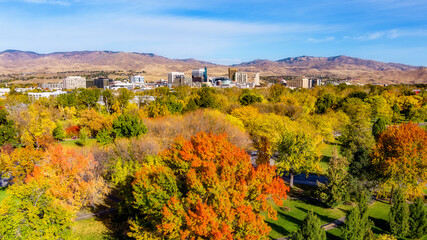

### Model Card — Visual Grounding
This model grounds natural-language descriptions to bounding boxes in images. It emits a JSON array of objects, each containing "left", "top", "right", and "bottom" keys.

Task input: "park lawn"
[
  {"left": 366, "top": 201, "right": 427, "bottom": 240},
  {"left": 265, "top": 198, "right": 352, "bottom": 239},
  {"left": 60, "top": 139, "right": 98, "bottom": 151},
  {"left": 0, "top": 188, "right": 7, "bottom": 203},
  {"left": 72, "top": 218, "right": 110, "bottom": 240}
]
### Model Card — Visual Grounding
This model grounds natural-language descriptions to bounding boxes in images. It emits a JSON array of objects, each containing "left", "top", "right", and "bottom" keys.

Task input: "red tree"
[{"left": 129, "top": 132, "right": 289, "bottom": 239}]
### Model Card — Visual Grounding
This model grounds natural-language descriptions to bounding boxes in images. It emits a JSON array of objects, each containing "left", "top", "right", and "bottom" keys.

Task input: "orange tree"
[
  {"left": 128, "top": 132, "right": 289, "bottom": 239},
  {"left": 371, "top": 122, "right": 427, "bottom": 197}
]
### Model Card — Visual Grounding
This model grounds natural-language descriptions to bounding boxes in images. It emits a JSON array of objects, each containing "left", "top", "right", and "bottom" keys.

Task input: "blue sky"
[{"left": 0, "top": 0, "right": 426, "bottom": 66}]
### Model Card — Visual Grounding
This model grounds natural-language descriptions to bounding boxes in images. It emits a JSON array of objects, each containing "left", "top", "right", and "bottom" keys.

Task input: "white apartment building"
[
  {"left": 0, "top": 88, "right": 10, "bottom": 98},
  {"left": 234, "top": 72, "right": 248, "bottom": 83},
  {"left": 130, "top": 75, "right": 145, "bottom": 84},
  {"left": 254, "top": 73, "right": 260, "bottom": 86},
  {"left": 168, "top": 72, "right": 185, "bottom": 84},
  {"left": 28, "top": 91, "right": 67, "bottom": 100},
  {"left": 63, "top": 76, "right": 86, "bottom": 89},
  {"left": 286, "top": 78, "right": 310, "bottom": 89}
]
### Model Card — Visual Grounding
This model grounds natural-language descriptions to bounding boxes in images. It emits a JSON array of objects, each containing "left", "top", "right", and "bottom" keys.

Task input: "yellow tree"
[{"left": 21, "top": 103, "right": 56, "bottom": 148}]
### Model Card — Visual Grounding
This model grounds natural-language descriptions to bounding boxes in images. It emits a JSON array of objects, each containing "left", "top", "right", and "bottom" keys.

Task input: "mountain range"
[{"left": 0, "top": 50, "right": 425, "bottom": 84}]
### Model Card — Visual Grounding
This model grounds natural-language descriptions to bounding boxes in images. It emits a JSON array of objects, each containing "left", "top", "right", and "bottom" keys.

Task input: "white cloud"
[{"left": 307, "top": 36, "right": 335, "bottom": 43}]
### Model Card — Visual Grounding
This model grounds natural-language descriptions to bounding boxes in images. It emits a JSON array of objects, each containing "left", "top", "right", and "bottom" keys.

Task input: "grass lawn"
[
  {"left": 266, "top": 199, "right": 427, "bottom": 240},
  {"left": 60, "top": 138, "right": 98, "bottom": 151},
  {"left": 265, "top": 198, "right": 352, "bottom": 239},
  {"left": 0, "top": 188, "right": 7, "bottom": 203},
  {"left": 72, "top": 218, "right": 110, "bottom": 240},
  {"left": 365, "top": 201, "right": 427, "bottom": 240}
]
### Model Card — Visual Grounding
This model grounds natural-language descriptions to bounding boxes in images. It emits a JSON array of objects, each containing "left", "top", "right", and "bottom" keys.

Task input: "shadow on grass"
[
  {"left": 268, "top": 221, "right": 292, "bottom": 238},
  {"left": 370, "top": 216, "right": 389, "bottom": 235},
  {"left": 295, "top": 206, "right": 337, "bottom": 224},
  {"left": 326, "top": 231, "right": 342, "bottom": 240},
  {"left": 89, "top": 184, "right": 133, "bottom": 240}
]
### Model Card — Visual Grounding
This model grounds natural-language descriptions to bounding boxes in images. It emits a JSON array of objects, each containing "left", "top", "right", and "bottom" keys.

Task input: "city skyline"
[{"left": 0, "top": 0, "right": 426, "bottom": 66}]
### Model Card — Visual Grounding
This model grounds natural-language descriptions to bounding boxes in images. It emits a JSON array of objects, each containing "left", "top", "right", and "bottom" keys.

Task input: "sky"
[{"left": 0, "top": 0, "right": 426, "bottom": 66}]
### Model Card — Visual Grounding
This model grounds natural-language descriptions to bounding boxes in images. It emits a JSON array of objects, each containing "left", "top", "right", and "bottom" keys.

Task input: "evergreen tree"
[
  {"left": 389, "top": 188, "right": 409, "bottom": 238},
  {"left": 291, "top": 210, "right": 326, "bottom": 240},
  {"left": 372, "top": 117, "right": 387, "bottom": 140},
  {"left": 348, "top": 147, "right": 372, "bottom": 181},
  {"left": 0, "top": 108, "right": 16, "bottom": 146},
  {"left": 409, "top": 196, "right": 427, "bottom": 238},
  {"left": 318, "top": 147, "right": 349, "bottom": 208},
  {"left": 342, "top": 191, "right": 374, "bottom": 240}
]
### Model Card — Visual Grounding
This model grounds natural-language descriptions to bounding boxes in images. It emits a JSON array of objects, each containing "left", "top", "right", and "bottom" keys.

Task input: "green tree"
[
  {"left": 0, "top": 108, "right": 16, "bottom": 146},
  {"left": 348, "top": 147, "right": 372, "bottom": 181},
  {"left": 372, "top": 117, "right": 387, "bottom": 140},
  {"left": 389, "top": 188, "right": 410, "bottom": 238},
  {"left": 291, "top": 210, "right": 326, "bottom": 240},
  {"left": 76, "top": 127, "right": 89, "bottom": 146},
  {"left": 0, "top": 180, "right": 74, "bottom": 239},
  {"left": 239, "top": 90, "right": 263, "bottom": 106},
  {"left": 117, "top": 88, "right": 134, "bottom": 110},
  {"left": 78, "top": 88, "right": 101, "bottom": 109},
  {"left": 197, "top": 87, "right": 219, "bottom": 109},
  {"left": 277, "top": 131, "right": 321, "bottom": 187},
  {"left": 96, "top": 129, "right": 114, "bottom": 145},
  {"left": 101, "top": 89, "right": 115, "bottom": 114},
  {"left": 318, "top": 148, "right": 349, "bottom": 208},
  {"left": 112, "top": 114, "right": 147, "bottom": 138},
  {"left": 409, "top": 196, "right": 426, "bottom": 238},
  {"left": 52, "top": 121, "right": 66, "bottom": 141},
  {"left": 315, "top": 93, "right": 336, "bottom": 114},
  {"left": 341, "top": 191, "right": 374, "bottom": 240}
]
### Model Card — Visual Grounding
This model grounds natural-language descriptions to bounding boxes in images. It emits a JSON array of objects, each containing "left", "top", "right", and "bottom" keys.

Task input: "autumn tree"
[
  {"left": 277, "top": 130, "right": 321, "bottom": 187},
  {"left": 290, "top": 210, "right": 326, "bottom": 240},
  {"left": 0, "top": 147, "right": 44, "bottom": 183},
  {"left": 0, "top": 145, "right": 108, "bottom": 238},
  {"left": 371, "top": 122, "right": 427, "bottom": 196},
  {"left": 21, "top": 102, "right": 57, "bottom": 148},
  {"left": 128, "top": 132, "right": 289, "bottom": 239}
]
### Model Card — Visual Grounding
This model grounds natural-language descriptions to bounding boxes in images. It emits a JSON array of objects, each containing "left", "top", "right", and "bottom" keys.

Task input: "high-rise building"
[
  {"left": 168, "top": 72, "right": 185, "bottom": 84},
  {"left": 63, "top": 76, "right": 86, "bottom": 89},
  {"left": 234, "top": 72, "right": 248, "bottom": 83},
  {"left": 94, "top": 77, "right": 110, "bottom": 89},
  {"left": 228, "top": 68, "right": 238, "bottom": 80},
  {"left": 254, "top": 73, "right": 260, "bottom": 86},
  {"left": 192, "top": 68, "right": 207, "bottom": 82},
  {"left": 130, "top": 75, "right": 145, "bottom": 84}
]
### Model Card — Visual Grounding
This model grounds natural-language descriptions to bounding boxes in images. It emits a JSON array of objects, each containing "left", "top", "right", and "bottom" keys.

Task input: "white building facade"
[
  {"left": 130, "top": 75, "right": 145, "bottom": 84},
  {"left": 168, "top": 72, "right": 185, "bottom": 84},
  {"left": 234, "top": 72, "right": 248, "bottom": 83},
  {"left": 63, "top": 76, "right": 86, "bottom": 89}
]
